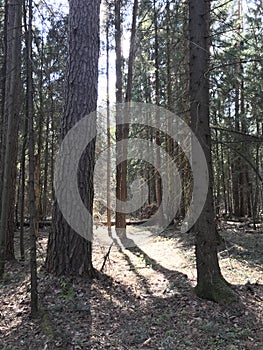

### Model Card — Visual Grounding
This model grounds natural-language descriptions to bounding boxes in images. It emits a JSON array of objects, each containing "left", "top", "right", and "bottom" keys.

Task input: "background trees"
[
  {"left": 210, "top": 0, "right": 263, "bottom": 221},
  {"left": 0, "top": 0, "right": 261, "bottom": 301}
]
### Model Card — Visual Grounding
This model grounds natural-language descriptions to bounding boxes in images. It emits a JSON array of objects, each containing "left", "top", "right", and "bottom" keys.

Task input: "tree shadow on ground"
[
  {"left": 1, "top": 263, "right": 263, "bottom": 349},
  {"left": 1, "top": 230, "right": 263, "bottom": 350},
  {"left": 90, "top": 275, "right": 263, "bottom": 349},
  {"left": 158, "top": 223, "right": 263, "bottom": 271},
  {"left": 125, "top": 241, "right": 190, "bottom": 293},
  {"left": 104, "top": 238, "right": 263, "bottom": 349},
  {"left": 218, "top": 230, "right": 263, "bottom": 268},
  {"left": 0, "top": 268, "right": 93, "bottom": 350}
]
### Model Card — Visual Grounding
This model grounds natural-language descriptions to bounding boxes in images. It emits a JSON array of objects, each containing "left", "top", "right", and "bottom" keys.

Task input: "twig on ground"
[{"left": 100, "top": 243, "right": 113, "bottom": 272}]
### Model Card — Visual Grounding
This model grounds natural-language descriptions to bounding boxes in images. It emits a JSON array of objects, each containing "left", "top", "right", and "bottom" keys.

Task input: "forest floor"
[{"left": 0, "top": 220, "right": 263, "bottom": 350}]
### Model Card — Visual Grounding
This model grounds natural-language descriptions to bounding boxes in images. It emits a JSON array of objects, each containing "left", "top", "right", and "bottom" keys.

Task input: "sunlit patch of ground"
[{"left": 0, "top": 224, "right": 262, "bottom": 349}]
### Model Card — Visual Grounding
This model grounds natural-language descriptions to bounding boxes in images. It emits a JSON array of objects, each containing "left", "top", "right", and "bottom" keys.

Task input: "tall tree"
[
  {"left": 46, "top": 0, "right": 100, "bottom": 276},
  {"left": 189, "top": 0, "right": 236, "bottom": 303},
  {"left": 153, "top": 0, "right": 163, "bottom": 219},
  {"left": 125, "top": 0, "right": 138, "bottom": 103},
  {"left": 25, "top": 0, "right": 38, "bottom": 316},
  {"left": 115, "top": 0, "right": 138, "bottom": 238},
  {"left": 0, "top": 0, "right": 22, "bottom": 277},
  {"left": 115, "top": 0, "right": 127, "bottom": 233},
  {"left": 105, "top": 0, "right": 111, "bottom": 229}
]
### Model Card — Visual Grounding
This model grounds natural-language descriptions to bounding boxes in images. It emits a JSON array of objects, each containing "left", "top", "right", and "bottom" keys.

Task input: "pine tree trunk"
[
  {"left": 220, "top": 144, "right": 228, "bottom": 214},
  {"left": 189, "top": 0, "right": 236, "bottom": 304},
  {"left": 115, "top": 0, "right": 127, "bottom": 233},
  {"left": 0, "top": 1, "right": 8, "bottom": 217},
  {"left": 0, "top": 0, "right": 22, "bottom": 277},
  {"left": 153, "top": 0, "right": 162, "bottom": 218},
  {"left": 125, "top": 0, "right": 138, "bottom": 103},
  {"left": 19, "top": 113, "right": 28, "bottom": 261},
  {"left": 106, "top": 7, "right": 111, "bottom": 229},
  {"left": 42, "top": 96, "right": 50, "bottom": 220},
  {"left": 24, "top": 0, "right": 38, "bottom": 316},
  {"left": 46, "top": 0, "right": 100, "bottom": 276},
  {"left": 5, "top": 0, "right": 22, "bottom": 261}
]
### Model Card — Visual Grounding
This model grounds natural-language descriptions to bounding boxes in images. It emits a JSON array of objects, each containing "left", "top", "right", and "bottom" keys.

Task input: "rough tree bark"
[
  {"left": 189, "top": 0, "right": 237, "bottom": 304},
  {"left": 2, "top": 0, "right": 22, "bottom": 261},
  {"left": 0, "top": 0, "right": 22, "bottom": 277},
  {"left": 46, "top": 0, "right": 100, "bottom": 276},
  {"left": 25, "top": 0, "right": 38, "bottom": 316},
  {"left": 153, "top": 0, "right": 162, "bottom": 212},
  {"left": 106, "top": 5, "right": 111, "bottom": 229},
  {"left": 115, "top": 0, "right": 127, "bottom": 233}
]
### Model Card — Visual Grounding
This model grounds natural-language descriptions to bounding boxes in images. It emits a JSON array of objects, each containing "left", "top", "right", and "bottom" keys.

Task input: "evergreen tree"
[{"left": 46, "top": 0, "right": 100, "bottom": 276}]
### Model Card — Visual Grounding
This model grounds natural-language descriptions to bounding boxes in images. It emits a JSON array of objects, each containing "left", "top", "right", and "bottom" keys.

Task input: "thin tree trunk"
[
  {"left": 153, "top": 0, "right": 162, "bottom": 216},
  {"left": 252, "top": 117, "right": 260, "bottom": 228},
  {"left": 106, "top": 5, "right": 111, "bottom": 229},
  {"left": 125, "top": 0, "right": 138, "bottom": 103},
  {"left": 25, "top": 0, "right": 38, "bottom": 316},
  {"left": 34, "top": 37, "right": 44, "bottom": 226},
  {"left": 19, "top": 113, "right": 28, "bottom": 261},
  {"left": 51, "top": 104, "right": 55, "bottom": 201},
  {"left": 227, "top": 150, "right": 233, "bottom": 215},
  {"left": 42, "top": 90, "right": 51, "bottom": 219},
  {"left": 180, "top": 2, "right": 191, "bottom": 218},
  {"left": 0, "top": 1, "right": 8, "bottom": 217},
  {"left": 115, "top": 0, "right": 127, "bottom": 233},
  {"left": 116, "top": 0, "right": 139, "bottom": 239},
  {"left": 220, "top": 143, "right": 228, "bottom": 214},
  {"left": 233, "top": 0, "right": 243, "bottom": 217}
]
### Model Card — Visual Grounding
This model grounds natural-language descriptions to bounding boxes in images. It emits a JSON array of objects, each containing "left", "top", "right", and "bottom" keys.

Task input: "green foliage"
[{"left": 210, "top": 1, "right": 263, "bottom": 217}]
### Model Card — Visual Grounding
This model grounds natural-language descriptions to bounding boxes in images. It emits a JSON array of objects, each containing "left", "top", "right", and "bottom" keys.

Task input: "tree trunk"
[
  {"left": 115, "top": 0, "right": 138, "bottom": 239},
  {"left": 42, "top": 89, "right": 51, "bottom": 220},
  {"left": 36, "top": 38, "right": 44, "bottom": 221},
  {"left": 34, "top": 153, "right": 40, "bottom": 234},
  {"left": 180, "top": 2, "right": 191, "bottom": 218},
  {"left": 0, "top": 0, "right": 22, "bottom": 277},
  {"left": 46, "top": 0, "right": 100, "bottom": 277},
  {"left": 220, "top": 143, "right": 228, "bottom": 214},
  {"left": 115, "top": 0, "right": 127, "bottom": 233},
  {"left": 189, "top": 0, "right": 236, "bottom": 304},
  {"left": 153, "top": 0, "right": 162, "bottom": 219},
  {"left": 0, "top": 0, "right": 8, "bottom": 217},
  {"left": 24, "top": 0, "right": 38, "bottom": 316},
  {"left": 19, "top": 113, "right": 28, "bottom": 261},
  {"left": 125, "top": 0, "right": 138, "bottom": 103},
  {"left": 106, "top": 6, "right": 111, "bottom": 229}
]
